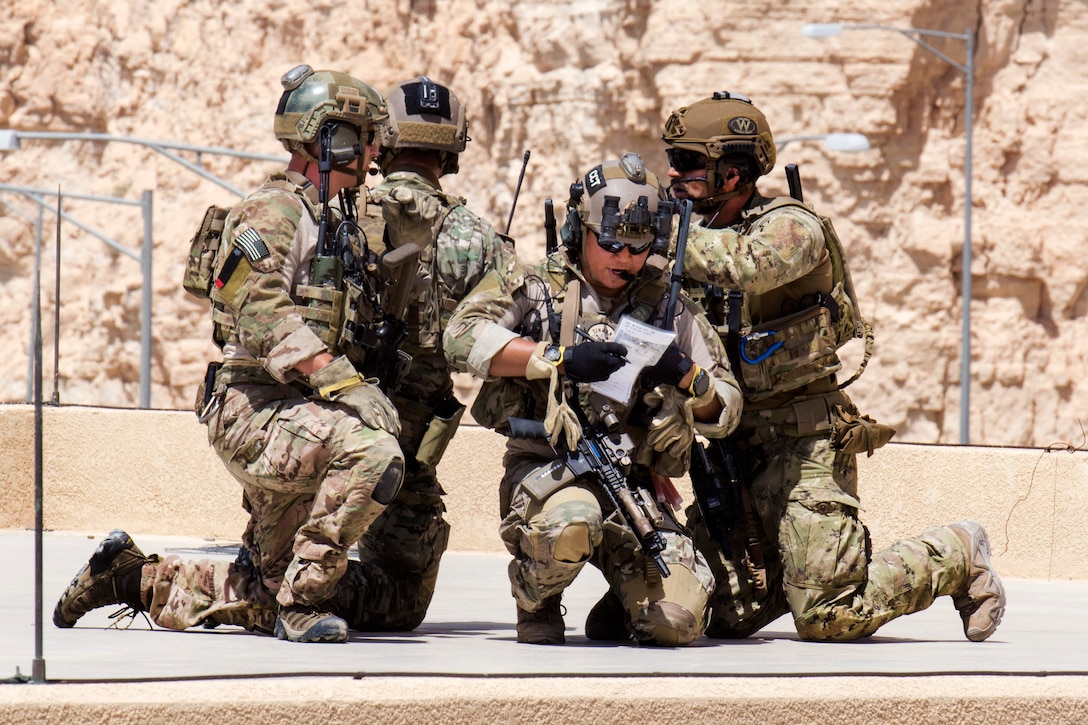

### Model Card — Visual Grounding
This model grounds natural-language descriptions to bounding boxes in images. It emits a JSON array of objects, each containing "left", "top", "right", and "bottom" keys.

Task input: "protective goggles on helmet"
[{"left": 666, "top": 147, "right": 708, "bottom": 173}]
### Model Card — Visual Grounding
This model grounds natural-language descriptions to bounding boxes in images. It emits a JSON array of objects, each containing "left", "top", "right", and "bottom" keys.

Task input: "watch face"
[
  {"left": 693, "top": 370, "right": 711, "bottom": 396},
  {"left": 544, "top": 345, "right": 562, "bottom": 363}
]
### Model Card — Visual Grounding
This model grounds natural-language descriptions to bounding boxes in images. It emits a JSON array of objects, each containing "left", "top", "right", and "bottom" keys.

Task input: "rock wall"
[{"left": 2, "top": 0, "right": 1086, "bottom": 447}]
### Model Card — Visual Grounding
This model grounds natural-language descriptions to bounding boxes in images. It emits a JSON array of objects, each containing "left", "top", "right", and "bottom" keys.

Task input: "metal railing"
[{"left": 1, "top": 130, "right": 287, "bottom": 408}]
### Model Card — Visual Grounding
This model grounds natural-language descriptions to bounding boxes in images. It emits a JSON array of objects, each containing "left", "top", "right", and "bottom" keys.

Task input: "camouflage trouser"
[
  {"left": 501, "top": 453, "right": 715, "bottom": 646},
  {"left": 336, "top": 468, "right": 451, "bottom": 631},
  {"left": 142, "top": 383, "right": 404, "bottom": 632},
  {"left": 688, "top": 431, "right": 970, "bottom": 641}
]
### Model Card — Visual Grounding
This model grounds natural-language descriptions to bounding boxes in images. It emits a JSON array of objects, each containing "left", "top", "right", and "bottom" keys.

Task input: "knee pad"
[
  {"left": 526, "top": 487, "right": 603, "bottom": 564},
  {"left": 553, "top": 522, "right": 593, "bottom": 563},
  {"left": 373, "top": 458, "right": 405, "bottom": 505}
]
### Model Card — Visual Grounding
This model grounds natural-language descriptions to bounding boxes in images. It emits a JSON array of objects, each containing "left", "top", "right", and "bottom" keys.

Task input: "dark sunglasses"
[
  {"left": 666, "top": 147, "right": 707, "bottom": 173},
  {"left": 594, "top": 232, "right": 652, "bottom": 256}
]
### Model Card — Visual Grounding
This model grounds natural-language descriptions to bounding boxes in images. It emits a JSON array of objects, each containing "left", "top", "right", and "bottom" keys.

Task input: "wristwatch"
[
  {"left": 543, "top": 344, "right": 564, "bottom": 365},
  {"left": 687, "top": 367, "right": 711, "bottom": 398}
]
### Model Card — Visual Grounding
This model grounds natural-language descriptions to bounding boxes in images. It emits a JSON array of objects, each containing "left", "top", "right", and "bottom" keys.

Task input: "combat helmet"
[
  {"left": 662, "top": 91, "right": 775, "bottom": 212},
  {"left": 379, "top": 76, "right": 469, "bottom": 176},
  {"left": 274, "top": 64, "right": 387, "bottom": 166},
  {"left": 562, "top": 152, "right": 672, "bottom": 259}
]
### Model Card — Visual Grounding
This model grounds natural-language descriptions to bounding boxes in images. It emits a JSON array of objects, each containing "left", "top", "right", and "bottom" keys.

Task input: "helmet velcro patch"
[{"left": 396, "top": 121, "right": 460, "bottom": 147}]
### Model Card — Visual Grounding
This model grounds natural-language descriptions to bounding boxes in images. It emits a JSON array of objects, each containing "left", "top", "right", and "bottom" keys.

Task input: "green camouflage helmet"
[
  {"left": 662, "top": 91, "right": 775, "bottom": 210},
  {"left": 379, "top": 76, "right": 469, "bottom": 175},
  {"left": 274, "top": 64, "right": 388, "bottom": 155}
]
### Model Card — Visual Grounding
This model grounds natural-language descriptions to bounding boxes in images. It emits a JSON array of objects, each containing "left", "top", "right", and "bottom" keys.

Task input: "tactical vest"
[
  {"left": 183, "top": 177, "right": 322, "bottom": 348},
  {"left": 472, "top": 253, "right": 669, "bottom": 433},
  {"left": 360, "top": 184, "right": 464, "bottom": 355},
  {"left": 183, "top": 176, "right": 383, "bottom": 363},
  {"left": 698, "top": 197, "right": 873, "bottom": 401}
]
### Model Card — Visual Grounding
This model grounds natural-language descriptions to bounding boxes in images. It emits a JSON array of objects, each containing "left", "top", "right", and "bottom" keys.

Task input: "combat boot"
[
  {"left": 53, "top": 529, "right": 149, "bottom": 628},
  {"left": 516, "top": 595, "right": 565, "bottom": 645},
  {"left": 274, "top": 605, "right": 348, "bottom": 643},
  {"left": 584, "top": 590, "right": 631, "bottom": 641},
  {"left": 949, "top": 520, "right": 1007, "bottom": 642}
]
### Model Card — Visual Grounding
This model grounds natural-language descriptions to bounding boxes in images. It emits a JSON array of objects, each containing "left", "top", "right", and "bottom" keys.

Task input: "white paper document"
[{"left": 589, "top": 315, "right": 676, "bottom": 404}]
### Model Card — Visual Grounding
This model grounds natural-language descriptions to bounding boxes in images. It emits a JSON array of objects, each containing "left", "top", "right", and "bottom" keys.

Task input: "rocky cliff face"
[{"left": 2, "top": 0, "right": 1085, "bottom": 447}]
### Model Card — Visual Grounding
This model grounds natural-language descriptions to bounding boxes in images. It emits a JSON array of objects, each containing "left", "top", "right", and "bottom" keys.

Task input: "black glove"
[
  {"left": 643, "top": 343, "right": 693, "bottom": 387},
  {"left": 563, "top": 342, "right": 628, "bottom": 383}
]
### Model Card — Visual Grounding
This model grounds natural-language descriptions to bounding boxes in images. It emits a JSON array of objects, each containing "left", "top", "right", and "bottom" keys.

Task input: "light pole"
[
  {"left": 776, "top": 132, "right": 871, "bottom": 153},
  {"left": 802, "top": 22, "right": 975, "bottom": 444}
]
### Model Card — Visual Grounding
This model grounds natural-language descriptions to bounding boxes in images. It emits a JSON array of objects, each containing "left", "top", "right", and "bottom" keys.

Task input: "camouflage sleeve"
[
  {"left": 443, "top": 261, "right": 534, "bottom": 380},
  {"left": 435, "top": 205, "right": 519, "bottom": 330},
  {"left": 683, "top": 204, "right": 826, "bottom": 294},
  {"left": 218, "top": 189, "right": 327, "bottom": 381},
  {"left": 676, "top": 297, "right": 743, "bottom": 438}
]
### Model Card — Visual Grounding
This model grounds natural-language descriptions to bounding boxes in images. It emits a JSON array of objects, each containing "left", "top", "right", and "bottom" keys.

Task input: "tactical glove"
[
  {"left": 525, "top": 342, "right": 583, "bottom": 449},
  {"left": 643, "top": 343, "right": 693, "bottom": 387},
  {"left": 309, "top": 355, "right": 401, "bottom": 437},
  {"left": 562, "top": 342, "right": 628, "bottom": 383},
  {"left": 642, "top": 384, "right": 696, "bottom": 459}
]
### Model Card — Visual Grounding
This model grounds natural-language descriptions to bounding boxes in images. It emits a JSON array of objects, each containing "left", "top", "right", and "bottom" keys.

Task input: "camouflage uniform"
[
  {"left": 444, "top": 249, "right": 742, "bottom": 645},
  {"left": 682, "top": 191, "right": 972, "bottom": 641},
  {"left": 343, "top": 167, "right": 517, "bottom": 629},
  {"left": 145, "top": 171, "right": 406, "bottom": 634}
]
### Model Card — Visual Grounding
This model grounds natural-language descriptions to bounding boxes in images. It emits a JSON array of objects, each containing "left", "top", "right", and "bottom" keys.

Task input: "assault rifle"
[
  {"left": 508, "top": 414, "right": 670, "bottom": 577},
  {"left": 685, "top": 167, "right": 811, "bottom": 558},
  {"left": 661, "top": 199, "right": 693, "bottom": 331},
  {"left": 342, "top": 240, "right": 420, "bottom": 390},
  {"left": 689, "top": 437, "right": 743, "bottom": 554}
]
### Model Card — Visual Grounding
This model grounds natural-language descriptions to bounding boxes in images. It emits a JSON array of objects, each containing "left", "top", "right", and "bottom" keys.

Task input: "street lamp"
[
  {"left": 777, "top": 132, "right": 871, "bottom": 153},
  {"left": 802, "top": 22, "right": 975, "bottom": 445}
]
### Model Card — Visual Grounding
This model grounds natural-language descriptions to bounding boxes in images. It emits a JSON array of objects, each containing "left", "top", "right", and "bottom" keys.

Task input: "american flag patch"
[{"left": 235, "top": 227, "right": 270, "bottom": 262}]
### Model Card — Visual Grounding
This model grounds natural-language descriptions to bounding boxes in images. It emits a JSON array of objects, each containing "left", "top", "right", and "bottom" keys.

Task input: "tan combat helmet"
[
  {"left": 379, "top": 76, "right": 469, "bottom": 175},
  {"left": 662, "top": 91, "right": 776, "bottom": 212},
  {"left": 274, "top": 64, "right": 387, "bottom": 163},
  {"left": 563, "top": 152, "right": 670, "bottom": 256}
]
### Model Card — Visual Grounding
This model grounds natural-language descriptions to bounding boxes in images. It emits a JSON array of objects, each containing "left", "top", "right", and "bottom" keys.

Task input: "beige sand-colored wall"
[{"left": 2, "top": 404, "right": 1084, "bottom": 579}]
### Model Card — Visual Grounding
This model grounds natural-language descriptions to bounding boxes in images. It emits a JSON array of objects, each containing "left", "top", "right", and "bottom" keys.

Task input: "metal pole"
[
  {"left": 51, "top": 189, "right": 61, "bottom": 405},
  {"left": 30, "top": 197, "right": 52, "bottom": 684},
  {"left": 140, "top": 190, "right": 153, "bottom": 409},
  {"left": 959, "top": 27, "right": 975, "bottom": 445}
]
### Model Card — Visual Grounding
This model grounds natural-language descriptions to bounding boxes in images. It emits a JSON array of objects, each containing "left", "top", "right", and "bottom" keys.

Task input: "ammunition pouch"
[
  {"left": 829, "top": 404, "right": 895, "bottom": 456},
  {"left": 297, "top": 283, "right": 348, "bottom": 352},
  {"left": 183, "top": 205, "right": 230, "bottom": 300},
  {"left": 471, "top": 377, "right": 541, "bottom": 433},
  {"left": 394, "top": 391, "right": 466, "bottom": 471},
  {"left": 735, "top": 304, "right": 841, "bottom": 400}
]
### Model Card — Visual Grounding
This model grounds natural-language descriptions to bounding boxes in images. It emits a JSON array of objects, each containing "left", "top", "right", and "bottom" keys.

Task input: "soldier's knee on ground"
[{"left": 627, "top": 566, "right": 708, "bottom": 646}]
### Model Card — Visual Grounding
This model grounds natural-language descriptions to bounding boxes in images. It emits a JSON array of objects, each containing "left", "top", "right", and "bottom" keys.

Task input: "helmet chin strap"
[{"left": 692, "top": 181, "right": 753, "bottom": 214}]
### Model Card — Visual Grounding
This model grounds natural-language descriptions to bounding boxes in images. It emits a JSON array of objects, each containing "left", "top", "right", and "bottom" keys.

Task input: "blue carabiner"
[{"left": 740, "top": 330, "right": 783, "bottom": 364}]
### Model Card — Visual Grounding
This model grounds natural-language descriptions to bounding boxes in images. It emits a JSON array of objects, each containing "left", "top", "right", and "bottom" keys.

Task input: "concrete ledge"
[
  {"left": 3, "top": 676, "right": 1087, "bottom": 724},
  {"left": 2, "top": 403, "right": 1086, "bottom": 579}
]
